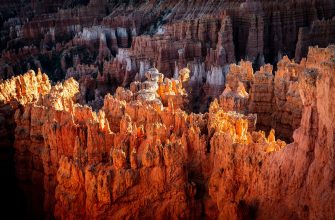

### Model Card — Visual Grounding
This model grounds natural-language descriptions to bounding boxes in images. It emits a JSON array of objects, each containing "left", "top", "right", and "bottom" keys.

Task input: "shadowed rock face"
[
  {"left": 1, "top": 0, "right": 334, "bottom": 114},
  {"left": 0, "top": 45, "right": 335, "bottom": 219}
]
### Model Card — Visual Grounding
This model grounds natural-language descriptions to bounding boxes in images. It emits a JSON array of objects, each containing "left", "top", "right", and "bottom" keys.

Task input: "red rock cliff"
[{"left": 1, "top": 45, "right": 334, "bottom": 219}]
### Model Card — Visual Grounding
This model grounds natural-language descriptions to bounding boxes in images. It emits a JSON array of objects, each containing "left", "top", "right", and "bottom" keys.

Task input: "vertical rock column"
[{"left": 248, "top": 64, "right": 274, "bottom": 131}]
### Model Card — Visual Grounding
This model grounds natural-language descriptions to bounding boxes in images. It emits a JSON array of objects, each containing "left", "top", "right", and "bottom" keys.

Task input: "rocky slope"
[{"left": 1, "top": 45, "right": 335, "bottom": 219}]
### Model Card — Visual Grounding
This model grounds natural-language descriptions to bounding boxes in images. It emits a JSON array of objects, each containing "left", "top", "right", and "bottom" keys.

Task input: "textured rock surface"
[
  {"left": 208, "top": 45, "right": 335, "bottom": 219},
  {"left": 1, "top": 0, "right": 334, "bottom": 114},
  {"left": 271, "top": 56, "right": 303, "bottom": 141},
  {"left": 295, "top": 17, "right": 335, "bottom": 61},
  {"left": 1, "top": 0, "right": 335, "bottom": 218},
  {"left": 248, "top": 64, "right": 275, "bottom": 131},
  {"left": 217, "top": 58, "right": 302, "bottom": 141},
  {"left": 1, "top": 46, "right": 335, "bottom": 219},
  {"left": 0, "top": 70, "right": 51, "bottom": 218}
]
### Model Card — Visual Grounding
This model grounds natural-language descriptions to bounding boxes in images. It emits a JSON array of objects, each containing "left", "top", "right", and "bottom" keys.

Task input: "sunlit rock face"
[
  {"left": 1, "top": 0, "right": 335, "bottom": 218},
  {"left": 0, "top": 45, "right": 335, "bottom": 219},
  {"left": 207, "top": 45, "right": 335, "bottom": 219}
]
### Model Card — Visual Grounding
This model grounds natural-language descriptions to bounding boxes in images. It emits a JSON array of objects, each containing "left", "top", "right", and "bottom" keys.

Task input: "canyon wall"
[
  {"left": 0, "top": 69, "right": 51, "bottom": 218},
  {"left": 1, "top": 45, "right": 335, "bottom": 219},
  {"left": 217, "top": 57, "right": 302, "bottom": 141},
  {"left": 1, "top": 0, "right": 335, "bottom": 219},
  {"left": 295, "top": 17, "right": 335, "bottom": 61},
  {"left": 209, "top": 46, "right": 335, "bottom": 219},
  {"left": 1, "top": 0, "right": 334, "bottom": 110}
]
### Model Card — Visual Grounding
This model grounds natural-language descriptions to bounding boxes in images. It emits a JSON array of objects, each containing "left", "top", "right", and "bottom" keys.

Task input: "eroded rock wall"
[
  {"left": 1, "top": 40, "right": 335, "bottom": 220},
  {"left": 0, "top": 70, "right": 51, "bottom": 218},
  {"left": 208, "top": 45, "right": 335, "bottom": 219},
  {"left": 1, "top": 0, "right": 334, "bottom": 113}
]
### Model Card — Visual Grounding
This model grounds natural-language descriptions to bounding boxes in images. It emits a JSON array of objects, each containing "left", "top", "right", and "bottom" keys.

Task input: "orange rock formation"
[{"left": 1, "top": 45, "right": 335, "bottom": 219}]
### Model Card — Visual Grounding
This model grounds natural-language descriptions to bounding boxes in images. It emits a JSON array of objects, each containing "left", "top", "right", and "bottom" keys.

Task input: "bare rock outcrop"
[
  {"left": 1, "top": 0, "right": 335, "bottom": 216},
  {"left": 295, "top": 17, "right": 335, "bottom": 61},
  {"left": 208, "top": 45, "right": 335, "bottom": 220},
  {"left": 248, "top": 64, "right": 274, "bottom": 131},
  {"left": 218, "top": 58, "right": 303, "bottom": 141},
  {"left": 2, "top": 64, "right": 284, "bottom": 219}
]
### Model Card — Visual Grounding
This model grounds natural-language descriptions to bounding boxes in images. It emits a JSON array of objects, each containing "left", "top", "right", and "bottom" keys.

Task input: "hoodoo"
[{"left": 0, "top": 0, "right": 334, "bottom": 219}]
